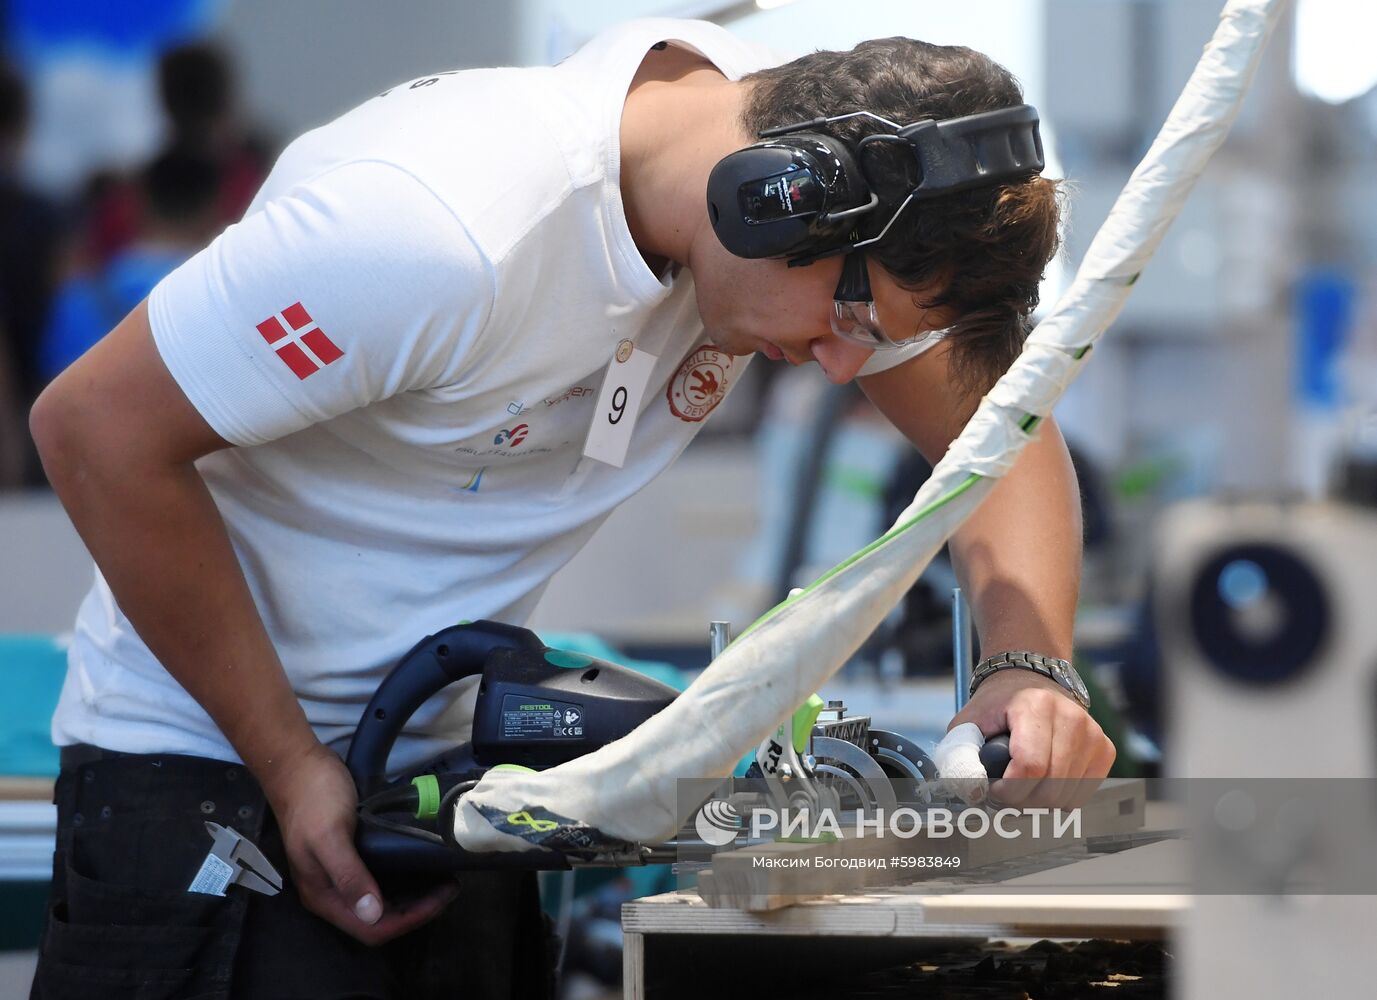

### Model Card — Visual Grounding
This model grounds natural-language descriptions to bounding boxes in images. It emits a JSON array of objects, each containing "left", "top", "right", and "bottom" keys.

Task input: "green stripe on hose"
[{"left": 739, "top": 473, "right": 985, "bottom": 640}]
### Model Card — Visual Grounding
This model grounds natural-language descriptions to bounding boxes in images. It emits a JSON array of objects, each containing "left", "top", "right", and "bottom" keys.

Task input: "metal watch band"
[{"left": 968, "top": 650, "right": 1091, "bottom": 709}]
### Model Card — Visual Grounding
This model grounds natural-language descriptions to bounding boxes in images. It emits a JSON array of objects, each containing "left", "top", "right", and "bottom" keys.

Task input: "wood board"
[
  {"left": 623, "top": 837, "right": 1184, "bottom": 999},
  {"left": 626, "top": 839, "right": 1181, "bottom": 939}
]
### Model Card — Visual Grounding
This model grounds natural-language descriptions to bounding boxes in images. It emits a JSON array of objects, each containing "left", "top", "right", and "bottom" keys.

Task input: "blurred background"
[{"left": 0, "top": 0, "right": 1373, "bottom": 996}]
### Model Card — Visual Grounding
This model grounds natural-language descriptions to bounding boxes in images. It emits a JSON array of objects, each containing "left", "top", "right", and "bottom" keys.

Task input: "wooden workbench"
[{"left": 622, "top": 832, "right": 1185, "bottom": 999}]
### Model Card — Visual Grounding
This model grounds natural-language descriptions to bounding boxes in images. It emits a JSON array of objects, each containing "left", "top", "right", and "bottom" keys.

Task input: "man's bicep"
[{"left": 35, "top": 299, "right": 230, "bottom": 466}]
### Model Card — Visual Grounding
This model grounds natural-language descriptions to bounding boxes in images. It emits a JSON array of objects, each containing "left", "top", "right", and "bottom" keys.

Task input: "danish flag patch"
[{"left": 255, "top": 302, "right": 345, "bottom": 380}]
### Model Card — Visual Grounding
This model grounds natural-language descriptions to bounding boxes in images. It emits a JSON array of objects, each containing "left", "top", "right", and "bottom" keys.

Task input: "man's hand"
[
  {"left": 948, "top": 669, "right": 1115, "bottom": 810},
  {"left": 263, "top": 743, "right": 459, "bottom": 946}
]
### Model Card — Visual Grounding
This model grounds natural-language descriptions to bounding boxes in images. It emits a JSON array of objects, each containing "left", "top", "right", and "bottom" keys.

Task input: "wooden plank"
[
  {"left": 626, "top": 841, "right": 1180, "bottom": 940},
  {"left": 622, "top": 930, "right": 644, "bottom": 1000},
  {"left": 918, "top": 893, "right": 1185, "bottom": 932},
  {"left": 625, "top": 884, "right": 1178, "bottom": 939},
  {"left": 917, "top": 840, "right": 1187, "bottom": 934}
]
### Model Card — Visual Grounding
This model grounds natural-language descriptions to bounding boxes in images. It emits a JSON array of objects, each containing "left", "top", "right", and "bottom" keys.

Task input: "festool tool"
[
  {"left": 347, "top": 620, "right": 677, "bottom": 872},
  {"left": 347, "top": 619, "right": 1008, "bottom": 873}
]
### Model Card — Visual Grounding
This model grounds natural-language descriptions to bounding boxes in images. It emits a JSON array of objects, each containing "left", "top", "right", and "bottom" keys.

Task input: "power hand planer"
[{"left": 346, "top": 620, "right": 1011, "bottom": 874}]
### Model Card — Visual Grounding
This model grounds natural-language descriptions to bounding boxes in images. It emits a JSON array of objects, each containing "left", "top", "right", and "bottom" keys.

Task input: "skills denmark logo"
[
  {"left": 667, "top": 347, "right": 732, "bottom": 422},
  {"left": 255, "top": 302, "right": 345, "bottom": 380},
  {"left": 493, "top": 423, "right": 530, "bottom": 447}
]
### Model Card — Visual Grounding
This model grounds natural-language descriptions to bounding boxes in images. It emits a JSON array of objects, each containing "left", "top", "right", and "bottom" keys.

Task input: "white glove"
[{"left": 933, "top": 722, "right": 989, "bottom": 805}]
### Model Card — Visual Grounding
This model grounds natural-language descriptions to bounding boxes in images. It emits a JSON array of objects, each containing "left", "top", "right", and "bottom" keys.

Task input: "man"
[{"left": 30, "top": 18, "right": 1113, "bottom": 999}]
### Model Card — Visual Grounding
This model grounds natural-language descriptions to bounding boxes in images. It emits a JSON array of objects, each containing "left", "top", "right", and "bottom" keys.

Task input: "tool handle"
[
  {"left": 356, "top": 824, "right": 574, "bottom": 873},
  {"left": 345, "top": 620, "right": 542, "bottom": 797},
  {"left": 979, "top": 732, "right": 1012, "bottom": 782}
]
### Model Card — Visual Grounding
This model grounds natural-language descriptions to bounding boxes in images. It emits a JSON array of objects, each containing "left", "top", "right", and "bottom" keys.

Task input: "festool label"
[{"left": 500, "top": 694, "right": 585, "bottom": 740}]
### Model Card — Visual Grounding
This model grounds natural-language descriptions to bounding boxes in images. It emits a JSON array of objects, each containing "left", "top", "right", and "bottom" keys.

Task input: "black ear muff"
[
  {"left": 706, "top": 103, "right": 1046, "bottom": 265},
  {"left": 707, "top": 132, "right": 873, "bottom": 261}
]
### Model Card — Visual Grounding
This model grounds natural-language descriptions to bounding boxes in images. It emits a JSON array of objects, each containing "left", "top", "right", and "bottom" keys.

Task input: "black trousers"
[{"left": 30, "top": 747, "right": 555, "bottom": 1000}]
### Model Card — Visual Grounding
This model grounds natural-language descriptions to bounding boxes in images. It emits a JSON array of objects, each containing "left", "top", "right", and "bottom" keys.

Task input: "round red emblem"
[{"left": 667, "top": 347, "right": 732, "bottom": 423}]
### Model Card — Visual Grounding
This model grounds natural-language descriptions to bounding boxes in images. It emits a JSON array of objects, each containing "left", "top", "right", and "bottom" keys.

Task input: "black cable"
[
  {"left": 437, "top": 780, "right": 479, "bottom": 846},
  {"left": 355, "top": 780, "right": 479, "bottom": 847},
  {"left": 357, "top": 810, "right": 446, "bottom": 846}
]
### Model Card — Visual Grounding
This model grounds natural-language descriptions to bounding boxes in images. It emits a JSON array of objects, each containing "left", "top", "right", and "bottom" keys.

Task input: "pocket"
[
  {"left": 36, "top": 858, "right": 240, "bottom": 1000},
  {"left": 63, "top": 856, "right": 226, "bottom": 933},
  {"left": 34, "top": 755, "right": 267, "bottom": 999},
  {"left": 37, "top": 957, "right": 198, "bottom": 1000}
]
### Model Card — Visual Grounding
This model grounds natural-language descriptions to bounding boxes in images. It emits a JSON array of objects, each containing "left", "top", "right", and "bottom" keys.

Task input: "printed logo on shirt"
[
  {"left": 255, "top": 303, "right": 345, "bottom": 380},
  {"left": 493, "top": 424, "right": 530, "bottom": 447},
  {"left": 667, "top": 347, "right": 733, "bottom": 422},
  {"left": 458, "top": 467, "right": 485, "bottom": 493},
  {"left": 542, "top": 385, "right": 594, "bottom": 408}
]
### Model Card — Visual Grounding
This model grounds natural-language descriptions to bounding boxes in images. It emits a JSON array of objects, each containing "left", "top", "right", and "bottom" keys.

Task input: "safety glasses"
[{"left": 830, "top": 252, "right": 952, "bottom": 351}]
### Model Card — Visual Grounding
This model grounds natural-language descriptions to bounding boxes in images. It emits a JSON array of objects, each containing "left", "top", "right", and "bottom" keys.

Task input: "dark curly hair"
[{"left": 741, "top": 38, "right": 1064, "bottom": 397}]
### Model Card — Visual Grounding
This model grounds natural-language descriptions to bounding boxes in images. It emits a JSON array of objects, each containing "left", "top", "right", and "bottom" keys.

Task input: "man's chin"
[{"left": 704, "top": 336, "right": 751, "bottom": 358}]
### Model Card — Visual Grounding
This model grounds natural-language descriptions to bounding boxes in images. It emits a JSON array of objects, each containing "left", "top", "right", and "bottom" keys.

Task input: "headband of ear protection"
[{"left": 706, "top": 103, "right": 1045, "bottom": 266}]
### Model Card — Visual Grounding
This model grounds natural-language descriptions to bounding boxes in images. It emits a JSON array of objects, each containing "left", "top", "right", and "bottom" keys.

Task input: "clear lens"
[
  {"left": 831, "top": 299, "right": 889, "bottom": 348},
  {"left": 830, "top": 301, "right": 957, "bottom": 352}
]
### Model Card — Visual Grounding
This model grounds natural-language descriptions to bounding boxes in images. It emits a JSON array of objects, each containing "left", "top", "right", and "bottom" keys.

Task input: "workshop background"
[{"left": 0, "top": 0, "right": 1373, "bottom": 998}]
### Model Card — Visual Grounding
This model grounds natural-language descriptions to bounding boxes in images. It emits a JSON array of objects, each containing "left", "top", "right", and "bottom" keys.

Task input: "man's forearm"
[
  {"left": 858, "top": 354, "right": 1083, "bottom": 662},
  {"left": 861, "top": 356, "right": 1108, "bottom": 788},
  {"left": 948, "top": 418, "right": 1082, "bottom": 662},
  {"left": 33, "top": 401, "right": 318, "bottom": 791}
]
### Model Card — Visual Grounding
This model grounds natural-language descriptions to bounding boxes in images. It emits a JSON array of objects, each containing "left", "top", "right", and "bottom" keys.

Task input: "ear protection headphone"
[{"left": 706, "top": 104, "right": 1044, "bottom": 266}]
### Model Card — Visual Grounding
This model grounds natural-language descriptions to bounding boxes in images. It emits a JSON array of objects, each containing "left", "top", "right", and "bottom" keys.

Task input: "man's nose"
[{"left": 809, "top": 336, "right": 874, "bottom": 384}]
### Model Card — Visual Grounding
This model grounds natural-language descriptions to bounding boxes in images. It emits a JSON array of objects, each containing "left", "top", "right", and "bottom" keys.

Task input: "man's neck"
[{"left": 620, "top": 47, "right": 745, "bottom": 275}]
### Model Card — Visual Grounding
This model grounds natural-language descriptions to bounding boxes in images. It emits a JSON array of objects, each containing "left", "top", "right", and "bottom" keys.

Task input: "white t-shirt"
[{"left": 51, "top": 18, "right": 929, "bottom": 767}]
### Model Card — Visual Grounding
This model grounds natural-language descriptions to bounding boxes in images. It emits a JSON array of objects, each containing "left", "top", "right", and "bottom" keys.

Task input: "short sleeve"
[{"left": 148, "top": 160, "right": 493, "bottom": 447}]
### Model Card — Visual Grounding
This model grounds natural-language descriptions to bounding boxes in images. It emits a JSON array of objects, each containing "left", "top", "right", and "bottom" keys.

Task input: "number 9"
[{"left": 608, "top": 386, "right": 628, "bottom": 425}]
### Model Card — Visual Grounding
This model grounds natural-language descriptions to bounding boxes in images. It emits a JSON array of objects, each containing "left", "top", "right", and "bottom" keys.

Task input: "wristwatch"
[{"left": 968, "top": 651, "right": 1091, "bottom": 710}]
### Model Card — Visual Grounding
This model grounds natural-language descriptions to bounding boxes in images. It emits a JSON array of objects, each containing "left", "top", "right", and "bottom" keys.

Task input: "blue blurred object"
[
  {"left": 9, "top": 0, "right": 225, "bottom": 61},
  {"left": 0, "top": 635, "right": 67, "bottom": 777},
  {"left": 39, "top": 245, "right": 190, "bottom": 380},
  {"left": 541, "top": 631, "right": 689, "bottom": 694},
  {"left": 1294, "top": 266, "right": 1356, "bottom": 411}
]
